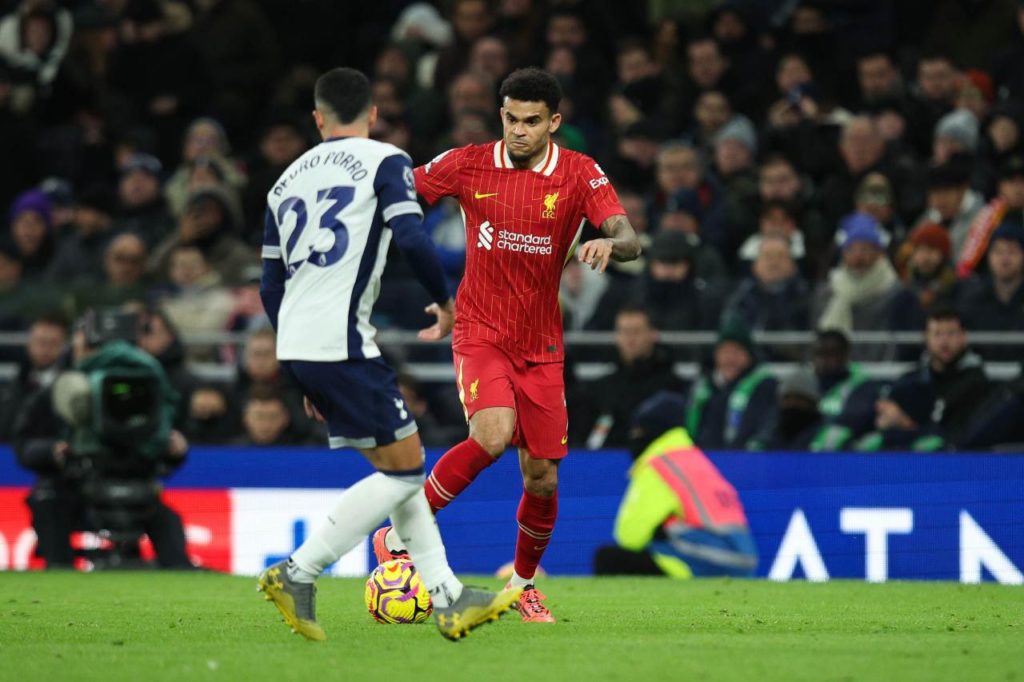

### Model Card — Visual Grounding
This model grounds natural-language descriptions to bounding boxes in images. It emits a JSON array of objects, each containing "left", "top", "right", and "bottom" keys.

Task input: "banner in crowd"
[{"left": 0, "top": 447, "right": 1021, "bottom": 583}]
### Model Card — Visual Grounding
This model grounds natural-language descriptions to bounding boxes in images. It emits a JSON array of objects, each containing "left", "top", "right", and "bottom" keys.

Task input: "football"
[{"left": 364, "top": 559, "right": 433, "bottom": 624}]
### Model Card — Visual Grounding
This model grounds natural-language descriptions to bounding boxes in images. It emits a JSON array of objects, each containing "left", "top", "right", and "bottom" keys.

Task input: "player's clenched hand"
[
  {"left": 418, "top": 299, "right": 455, "bottom": 341},
  {"left": 577, "top": 238, "right": 614, "bottom": 273},
  {"left": 304, "top": 396, "right": 326, "bottom": 423}
]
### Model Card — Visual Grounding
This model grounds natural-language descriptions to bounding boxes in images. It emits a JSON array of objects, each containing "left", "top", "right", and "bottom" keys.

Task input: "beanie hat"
[
  {"left": 990, "top": 221, "right": 1024, "bottom": 252},
  {"left": 714, "top": 115, "right": 757, "bottom": 154},
  {"left": 778, "top": 367, "right": 820, "bottom": 401},
  {"left": 838, "top": 212, "right": 886, "bottom": 251},
  {"left": 934, "top": 109, "right": 979, "bottom": 152},
  {"left": 908, "top": 222, "right": 952, "bottom": 260},
  {"left": 630, "top": 391, "right": 688, "bottom": 436},
  {"left": 716, "top": 317, "right": 756, "bottom": 357},
  {"left": 9, "top": 190, "right": 53, "bottom": 229}
]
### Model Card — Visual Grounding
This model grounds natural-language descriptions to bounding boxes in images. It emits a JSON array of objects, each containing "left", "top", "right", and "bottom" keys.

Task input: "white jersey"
[{"left": 263, "top": 137, "right": 422, "bottom": 361}]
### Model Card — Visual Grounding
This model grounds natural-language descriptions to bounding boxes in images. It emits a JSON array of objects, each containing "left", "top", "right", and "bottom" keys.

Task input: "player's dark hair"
[
  {"left": 314, "top": 67, "right": 372, "bottom": 124},
  {"left": 925, "top": 303, "right": 962, "bottom": 328},
  {"left": 499, "top": 67, "right": 562, "bottom": 115}
]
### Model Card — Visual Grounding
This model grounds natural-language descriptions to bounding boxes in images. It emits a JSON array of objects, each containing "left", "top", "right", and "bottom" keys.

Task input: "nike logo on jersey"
[{"left": 474, "top": 191, "right": 498, "bottom": 199}]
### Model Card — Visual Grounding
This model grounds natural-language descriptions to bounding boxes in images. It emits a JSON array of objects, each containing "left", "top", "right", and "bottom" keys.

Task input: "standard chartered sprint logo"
[{"left": 476, "top": 221, "right": 552, "bottom": 255}]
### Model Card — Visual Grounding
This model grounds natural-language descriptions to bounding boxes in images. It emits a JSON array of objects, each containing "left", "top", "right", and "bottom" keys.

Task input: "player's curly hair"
[{"left": 498, "top": 67, "right": 562, "bottom": 115}]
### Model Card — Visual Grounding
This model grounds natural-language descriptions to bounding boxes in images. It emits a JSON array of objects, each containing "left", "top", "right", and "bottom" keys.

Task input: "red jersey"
[{"left": 414, "top": 140, "right": 624, "bottom": 363}]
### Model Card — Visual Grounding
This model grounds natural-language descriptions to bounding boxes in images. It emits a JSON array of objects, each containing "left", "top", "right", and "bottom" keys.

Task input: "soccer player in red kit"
[{"left": 374, "top": 67, "right": 641, "bottom": 622}]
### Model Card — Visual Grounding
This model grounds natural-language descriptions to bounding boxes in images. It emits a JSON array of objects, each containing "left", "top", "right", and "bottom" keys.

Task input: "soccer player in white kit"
[{"left": 257, "top": 67, "right": 520, "bottom": 642}]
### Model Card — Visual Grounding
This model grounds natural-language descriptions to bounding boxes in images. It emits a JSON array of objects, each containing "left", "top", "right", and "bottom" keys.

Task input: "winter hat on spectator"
[
  {"left": 990, "top": 221, "right": 1024, "bottom": 252},
  {"left": 647, "top": 230, "right": 695, "bottom": 263},
  {"left": 121, "top": 153, "right": 163, "bottom": 178},
  {"left": 630, "top": 391, "right": 688, "bottom": 438},
  {"left": 778, "top": 367, "right": 820, "bottom": 402},
  {"left": 9, "top": 190, "right": 53, "bottom": 229},
  {"left": 716, "top": 317, "right": 756, "bottom": 357},
  {"left": 961, "top": 69, "right": 995, "bottom": 105},
  {"left": 908, "top": 222, "right": 952, "bottom": 260},
  {"left": 714, "top": 115, "right": 757, "bottom": 155},
  {"left": 390, "top": 3, "right": 453, "bottom": 48},
  {"left": 838, "top": 212, "right": 887, "bottom": 251},
  {"left": 934, "top": 109, "right": 979, "bottom": 152},
  {"left": 38, "top": 177, "right": 73, "bottom": 209}
]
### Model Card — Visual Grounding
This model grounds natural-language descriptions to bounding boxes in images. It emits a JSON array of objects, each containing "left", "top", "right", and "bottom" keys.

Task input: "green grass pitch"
[{"left": 1, "top": 572, "right": 1021, "bottom": 682}]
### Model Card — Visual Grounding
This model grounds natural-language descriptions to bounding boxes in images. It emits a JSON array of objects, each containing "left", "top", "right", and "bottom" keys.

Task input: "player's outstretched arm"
[{"left": 577, "top": 214, "right": 642, "bottom": 273}]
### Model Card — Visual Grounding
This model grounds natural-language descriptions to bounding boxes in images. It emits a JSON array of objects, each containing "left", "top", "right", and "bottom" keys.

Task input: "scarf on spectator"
[{"left": 819, "top": 257, "right": 898, "bottom": 331}]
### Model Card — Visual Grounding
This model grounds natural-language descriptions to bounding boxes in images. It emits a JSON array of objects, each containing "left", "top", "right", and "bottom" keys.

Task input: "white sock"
[
  {"left": 289, "top": 472, "right": 419, "bottom": 582},
  {"left": 390, "top": 490, "right": 463, "bottom": 608},
  {"left": 508, "top": 570, "right": 534, "bottom": 589}
]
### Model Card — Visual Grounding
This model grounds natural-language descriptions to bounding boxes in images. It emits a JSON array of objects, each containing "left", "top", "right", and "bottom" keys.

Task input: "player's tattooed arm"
[{"left": 577, "top": 214, "right": 642, "bottom": 273}]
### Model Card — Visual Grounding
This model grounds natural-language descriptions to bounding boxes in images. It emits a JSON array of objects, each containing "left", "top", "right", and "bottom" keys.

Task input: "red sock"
[
  {"left": 424, "top": 438, "right": 494, "bottom": 513},
  {"left": 513, "top": 488, "right": 558, "bottom": 581}
]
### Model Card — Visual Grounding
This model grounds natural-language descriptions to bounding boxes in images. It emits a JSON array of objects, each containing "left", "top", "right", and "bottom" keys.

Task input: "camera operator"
[{"left": 12, "top": 309, "right": 193, "bottom": 569}]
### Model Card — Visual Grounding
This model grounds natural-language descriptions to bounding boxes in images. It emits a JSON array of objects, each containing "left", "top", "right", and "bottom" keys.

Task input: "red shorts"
[{"left": 453, "top": 340, "right": 568, "bottom": 459}]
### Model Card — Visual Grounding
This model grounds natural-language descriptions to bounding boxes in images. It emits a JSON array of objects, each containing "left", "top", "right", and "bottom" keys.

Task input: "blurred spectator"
[
  {"left": 8, "top": 188, "right": 56, "bottom": 282},
  {"left": 593, "top": 391, "right": 757, "bottom": 578},
  {"left": 724, "top": 235, "right": 811, "bottom": 340},
  {"left": 150, "top": 187, "right": 257, "bottom": 286},
  {"left": 494, "top": 0, "right": 544, "bottom": 67},
  {"left": 736, "top": 200, "right": 808, "bottom": 276},
  {"left": 588, "top": 231, "right": 723, "bottom": 334},
  {"left": 818, "top": 117, "right": 891, "bottom": 226},
  {"left": 685, "top": 90, "right": 732, "bottom": 155},
  {"left": 231, "top": 327, "right": 303, "bottom": 418},
  {"left": 560, "top": 257, "right": 607, "bottom": 331},
  {"left": 0, "top": 312, "right": 68, "bottom": 439},
  {"left": 0, "top": 1, "right": 72, "bottom": 95},
  {"left": 163, "top": 117, "right": 247, "bottom": 218},
  {"left": 47, "top": 185, "right": 117, "bottom": 284},
  {"left": 137, "top": 307, "right": 197, "bottom": 424},
  {"left": 647, "top": 142, "right": 728, "bottom": 254},
  {"left": 932, "top": 109, "right": 979, "bottom": 164},
  {"left": 157, "top": 244, "right": 234, "bottom": 344},
  {"left": 71, "top": 232, "right": 150, "bottom": 315},
  {"left": 0, "top": 240, "right": 64, "bottom": 331},
  {"left": 889, "top": 222, "right": 959, "bottom": 337},
  {"left": 958, "top": 363, "right": 1024, "bottom": 450},
  {"left": 958, "top": 222, "right": 1024, "bottom": 360},
  {"left": 956, "top": 155, "right": 1024, "bottom": 277},
  {"left": 686, "top": 320, "right": 776, "bottom": 451},
  {"left": 755, "top": 155, "right": 829, "bottom": 268},
  {"left": 611, "top": 37, "right": 679, "bottom": 134},
  {"left": 239, "top": 385, "right": 305, "bottom": 446},
  {"left": 113, "top": 153, "right": 174, "bottom": 250},
  {"left": 815, "top": 214, "right": 900, "bottom": 355},
  {"left": 191, "top": 0, "right": 281, "bottom": 136},
  {"left": 433, "top": 0, "right": 494, "bottom": 91},
  {"left": 397, "top": 372, "right": 463, "bottom": 447},
  {"left": 809, "top": 328, "right": 882, "bottom": 450},
  {"left": 655, "top": 194, "right": 729, "bottom": 285},
  {"left": 183, "top": 383, "right": 239, "bottom": 445},
  {"left": 756, "top": 367, "right": 823, "bottom": 451},
  {"left": 906, "top": 52, "right": 958, "bottom": 156},
  {"left": 854, "top": 172, "right": 902, "bottom": 242},
  {"left": 921, "top": 154, "right": 983, "bottom": 260},
  {"left": 469, "top": 36, "right": 511, "bottom": 84},
  {"left": 0, "top": 58, "right": 36, "bottom": 211},
  {"left": 857, "top": 306, "right": 992, "bottom": 450},
  {"left": 106, "top": 0, "right": 210, "bottom": 164},
  {"left": 856, "top": 50, "right": 903, "bottom": 106},
  {"left": 241, "top": 113, "right": 307, "bottom": 238},
  {"left": 712, "top": 116, "right": 759, "bottom": 247},
  {"left": 580, "top": 305, "right": 686, "bottom": 449}
]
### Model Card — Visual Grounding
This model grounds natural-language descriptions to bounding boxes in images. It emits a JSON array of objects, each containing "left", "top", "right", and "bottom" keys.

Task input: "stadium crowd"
[{"left": 1, "top": 0, "right": 1023, "bottom": 455}]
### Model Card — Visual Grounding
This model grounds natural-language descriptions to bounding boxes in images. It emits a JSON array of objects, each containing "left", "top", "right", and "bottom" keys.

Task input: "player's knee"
[
  {"left": 470, "top": 424, "right": 512, "bottom": 457},
  {"left": 523, "top": 467, "right": 558, "bottom": 497}
]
